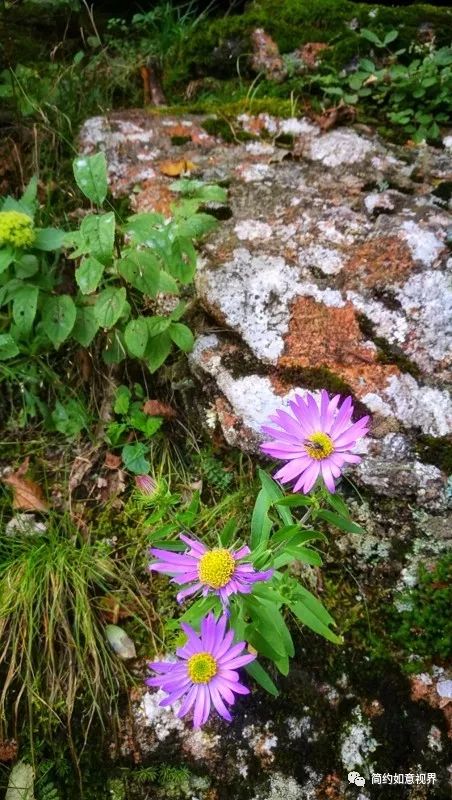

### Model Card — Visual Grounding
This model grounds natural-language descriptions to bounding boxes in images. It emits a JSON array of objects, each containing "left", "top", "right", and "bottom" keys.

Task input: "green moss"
[
  {"left": 357, "top": 313, "right": 422, "bottom": 379},
  {"left": 416, "top": 435, "right": 452, "bottom": 474},
  {"left": 280, "top": 365, "right": 351, "bottom": 396},
  {"left": 201, "top": 116, "right": 255, "bottom": 143},
  {"left": 390, "top": 553, "right": 452, "bottom": 663}
]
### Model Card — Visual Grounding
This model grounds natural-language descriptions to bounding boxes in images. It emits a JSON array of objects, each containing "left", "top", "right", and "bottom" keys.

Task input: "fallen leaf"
[
  {"left": 2, "top": 460, "right": 48, "bottom": 511},
  {"left": 159, "top": 158, "right": 196, "bottom": 177},
  {"left": 104, "top": 452, "right": 122, "bottom": 470},
  {"left": 142, "top": 399, "right": 177, "bottom": 419},
  {"left": 69, "top": 450, "right": 95, "bottom": 493},
  {"left": 0, "top": 739, "right": 18, "bottom": 763},
  {"left": 98, "top": 595, "right": 135, "bottom": 624}
]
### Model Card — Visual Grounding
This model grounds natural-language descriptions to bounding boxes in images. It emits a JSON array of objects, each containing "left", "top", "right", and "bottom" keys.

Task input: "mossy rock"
[{"left": 176, "top": 0, "right": 452, "bottom": 84}]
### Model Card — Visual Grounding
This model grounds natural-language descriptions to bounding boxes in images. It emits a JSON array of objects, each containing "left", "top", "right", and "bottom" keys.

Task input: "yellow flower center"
[
  {"left": 0, "top": 210, "right": 35, "bottom": 248},
  {"left": 187, "top": 652, "right": 217, "bottom": 684},
  {"left": 198, "top": 548, "right": 236, "bottom": 589},
  {"left": 304, "top": 431, "right": 334, "bottom": 460}
]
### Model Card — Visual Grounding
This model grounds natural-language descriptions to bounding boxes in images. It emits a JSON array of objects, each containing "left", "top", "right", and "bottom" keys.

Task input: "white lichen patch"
[
  {"left": 340, "top": 706, "right": 378, "bottom": 774},
  {"left": 308, "top": 130, "right": 375, "bottom": 167},
  {"left": 252, "top": 772, "right": 307, "bottom": 800},
  {"left": 347, "top": 292, "right": 408, "bottom": 345},
  {"left": 362, "top": 374, "right": 452, "bottom": 437},
  {"left": 397, "top": 271, "right": 452, "bottom": 372},
  {"left": 242, "top": 722, "right": 278, "bottom": 764},
  {"left": 234, "top": 220, "right": 273, "bottom": 241},
  {"left": 197, "top": 248, "right": 345, "bottom": 362},
  {"left": 139, "top": 689, "right": 185, "bottom": 743},
  {"left": 245, "top": 141, "right": 276, "bottom": 156},
  {"left": 427, "top": 725, "right": 443, "bottom": 753},
  {"left": 286, "top": 715, "right": 315, "bottom": 741},
  {"left": 400, "top": 220, "right": 444, "bottom": 266},
  {"left": 298, "top": 244, "right": 344, "bottom": 275}
]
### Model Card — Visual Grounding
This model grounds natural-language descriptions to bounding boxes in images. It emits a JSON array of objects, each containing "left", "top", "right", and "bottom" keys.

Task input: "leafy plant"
[
  {"left": 0, "top": 155, "right": 223, "bottom": 374},
  {"left": 105, "top": 384, "right": 164, "bottom": 474}
]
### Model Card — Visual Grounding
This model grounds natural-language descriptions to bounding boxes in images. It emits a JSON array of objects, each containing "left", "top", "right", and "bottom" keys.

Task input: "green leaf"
[
  {"left": 246, "top": 628, "right": 284, "bottom": 662},
  {"left": 71, "top": 305, "right": 99, "bottom": 347},
  {"left": 360, "top": 28, "right": 383, "bottom": 46},
  {"left": 21, "top": 175, "right": 38, "bottom": 215},
  {"left": 118, "top": 250, "right": 160, "bottom": 296},
  {"left": 145, "top": 330, "right": 172, "bottom": 372},
  {"left": 75, "top": 255, "right": 105, "bottom": 294},
  {"left": 147, "top": 316, "right": 171, "bottom": 337},
  {"left": 316, "top": 508, "right": 364, "bottom": 534},
  {"left": 41, "top": 295, "right": 76, "bottom": 346},
  {"left": 175, "top": 213, "right": 218, "bottom": 239},
  {"left": 15, "top": 254, "right": 39, "bottom": 278},
  {"left": 12, "top": 285, "right": 39, "bottom": 334},
  {"left": 169, "top": 322, "right": 194, "bottom": 352},
  {"left": 33, "top": 227, "right": 65, "bottom": 251},
  {"left": 102, "top": 329, "right": 127, "bottom": 364},
  {"left": 245, "top": 660, "right": 279, "bottom": 696},
  {"left": 167, "top": 237, "right": 197, "bottom": 284},
  {"left": 80, "top": 212, "right": 115, "bottom": 264},
  {"left": 250, "top": 488, "right": 273, "bottom": 550},
  {"left": 289, "top": 585, "right": 342, "bottom": 644},
  {"left": 0, "top": 333, "right": 19, "bottom": 359},
  {"left": 383, "top": 29, "right": 398, "bottom": 46},
  {"left": 258, "top": 471, "right": 293, "bottom": 526},
  {"left": 124, "top": 316, "right": 149, "bottom": 358},
  {"left": 275, "top": 495, "right": 313, "bottom": 508},
  {"left": 73, "top": 152, "right": 108, "bottom": 205},
  {"left": 51, "top": 398, "right": 89, "bottom": 437},
  {"left": 123, "top": 212, "right": 165, "bottom": 243},
  {"left": 274, "top": 546, "right": 322, "bottom": 569},
  {"left": 114, "top": 385, "right": 131, "bottom": 415},
  {"left": 158, "top": 270, "right": 179, "bottom": 294},
  {"left": 94, "top": 287, "right": 127, "bottom": 329},
  {"left": 0, "top": 246, "right": 14, "bottom": 273},
  {"left": 122, "top": 442, "right": 150, "bottom": 474}
]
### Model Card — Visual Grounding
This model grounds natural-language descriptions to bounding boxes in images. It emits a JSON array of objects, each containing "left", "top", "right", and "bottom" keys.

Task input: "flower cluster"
[
  {"left": 261, "top": 390, "right": 369, "bottom": 494},
  {"left": 146, "top": 390, "right": 369, "bottom": 728},
  {"left": 0, "top": 210, "right": 35, "bottom": 248}
]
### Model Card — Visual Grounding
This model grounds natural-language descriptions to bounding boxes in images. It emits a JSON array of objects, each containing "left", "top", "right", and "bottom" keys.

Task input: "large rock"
[{"left": 79, "top": 110, "right": 451, "bottom": 508}]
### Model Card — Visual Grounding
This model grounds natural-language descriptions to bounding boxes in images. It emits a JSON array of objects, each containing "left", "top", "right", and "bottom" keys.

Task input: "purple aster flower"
[
  {"left": 146, "top": 613, "right": 255, "bottom": 727},
  {"left": 149, "top": 534, "right": 273, "bottom": 605},
  {"left": 261, "top": 390, "right": 369, "bottom": 494}
]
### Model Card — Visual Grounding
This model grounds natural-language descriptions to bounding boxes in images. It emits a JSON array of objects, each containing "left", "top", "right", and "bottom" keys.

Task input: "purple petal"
[
  {"left": 220, "top": 653, "right": 255, "bottom": 670},
  {"left": 177, "top": 684, "right": 198, "bottom": 718},
  {"left": 209, "top": 684, "right": 232, "bottom": 722}
]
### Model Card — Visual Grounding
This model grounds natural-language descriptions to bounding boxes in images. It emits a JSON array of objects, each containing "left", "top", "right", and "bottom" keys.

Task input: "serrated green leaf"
[
  {"left": 0, "top": 333, "right": 19, "bottom": 359},
  {"left": 118, "top": 250, "right": 160, "bottom": 296},
  {"left": 33, "top": 227, "right": 65, "bottom": 251},
  {"left": 51, "top": 398, "right": 89, "bottom": 437},
  {"left": 75, "top": 255, "right": 105, "bottom": 295},
  {"left": 124, "top": 316, "right": 149, "bottom": 358},
  {"left": 94, "top": 287, "right": 126, "bottom": 328},
  {"left": 12, "top": 285, "right": 39, "bottom": 334},
  {"left": 41, "top": 295, "right": 76, "bottom": 346},
  {"left": 169, "top": 322, "right": 194, "bottom": 352},
  {"left": 71, "top": 305, "right": 99, "bottom": 347},
  {"left": 73, "top": 152, "right": 108, "bottom": 205}
]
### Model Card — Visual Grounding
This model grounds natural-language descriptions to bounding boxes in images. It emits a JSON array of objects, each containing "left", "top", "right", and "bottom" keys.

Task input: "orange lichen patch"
[
  {"left": 297, "top": 42, "right": 330, "bottom": 69},
  {"left": 341, "top": 236, "right": 415, "bottom": 290},
  {"left": 315, "top": 773, "right": 343, "bottom": 800},
  {"left": 279, "top": 297, "right": 399, "bottom": 397},
  {"left": 166, "top": 123, "right": 195, "bottom": 139},
  {"left": 133, "top": 179, "right": 176, "bottom": 216}
]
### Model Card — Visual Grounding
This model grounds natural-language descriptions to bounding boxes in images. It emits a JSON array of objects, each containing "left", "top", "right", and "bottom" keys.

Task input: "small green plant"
[
  {"left": 105, "top": 384, "right": 164, "bottom": 475},
  {"left": 0, "top": 155, "right": 225, "bottom": 375}
]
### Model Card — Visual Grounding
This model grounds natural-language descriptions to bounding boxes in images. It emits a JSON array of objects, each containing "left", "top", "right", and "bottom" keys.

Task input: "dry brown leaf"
[
  {"left": 142, "top": 399, "right": 177, "bottom": 419},
  {"left": 2, "top": 459, "right": 48, "bottom": 511},
  {"left": 104, "top": 452, "right": 122, "bottom": 470},
  {"left": 159, "top": 158, "right": 196, "bottom": 177},
  {"left": 0, "top": 739, "right": 18, "bottom": 763}
]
